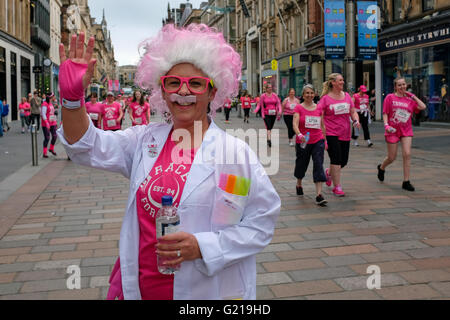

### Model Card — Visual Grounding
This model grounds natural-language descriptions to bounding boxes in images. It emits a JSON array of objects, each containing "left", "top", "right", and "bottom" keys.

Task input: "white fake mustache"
[{"left": 169, "top": 94, "right": 197, "bottom": 105}]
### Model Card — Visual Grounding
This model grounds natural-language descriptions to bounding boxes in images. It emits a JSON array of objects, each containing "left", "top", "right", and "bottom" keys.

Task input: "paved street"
[{"left": 0, "top": 109, "right": 450, "bottom": 299}]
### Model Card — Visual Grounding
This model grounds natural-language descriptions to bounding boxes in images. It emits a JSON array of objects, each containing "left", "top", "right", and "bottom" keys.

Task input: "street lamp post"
[{"left": 346, "top": 0, "right": 356, "bottom": 94}]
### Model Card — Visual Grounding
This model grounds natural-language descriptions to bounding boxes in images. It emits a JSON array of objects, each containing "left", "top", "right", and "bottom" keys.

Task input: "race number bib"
[
  {"left": 107, "top": 119, "right": 117, "bottom": 127},
  {"left": 268, "top": 109, "right": 276, "bottom": 115},
  {"left": 89, "top": 113, "right": 98, "bottom": 120},
  {"left": 49, "top": 115, "right": 57, "bottom": 122},
  {"left": 359, "top": 104, "right": 368, "bottom": 111},
  {"left": 290, "top": 103, "right": 296, "bottom": 110},
  {"left": 305, "top": 116, "right": 321, "bottom": 129},
  {"left": 134, "top": 117, "right": 142, "bottom": 125},
  {"left": 394, "top": 108, "right": 411, "bottom": 123},
  {"left": 332, "top": 103, "right": 350, "bottom": 115}
]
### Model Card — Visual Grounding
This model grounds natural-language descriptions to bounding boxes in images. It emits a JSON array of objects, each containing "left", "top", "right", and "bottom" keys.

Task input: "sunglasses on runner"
[{"left": 160, "top": 76, "right": 214, "bottom": 94}]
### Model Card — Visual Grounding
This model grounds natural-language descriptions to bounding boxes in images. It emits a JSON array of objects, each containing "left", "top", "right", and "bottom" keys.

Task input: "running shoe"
[
  {"left": 316, "top": 194, "right": 328, "bottom": 206},
  {"left": 43, "top": 154, "right": 48, "bottom": 158},
  {"left": 402, "top": 181, "right": 415, "bottom": 192},
  {"left": 267, "top": 140, "right": 272, "bottom": 148},
  {"left": 332, "top": 185, "right": 345, "bottom": 197},
  {"left": 50, "top": 150, "right": 57, "bottom": 156},
  {"left": 367, "top": 140, "right": 373, "bottom": 147},
  {"left": 325, "top": 168, "right": 332, "bottom": 187},
  {"left": 377, "top": 164, "right": 385, "bottom": 182},
  {"left": 353, "top": 140, "right": 359, "bottom": 146},
  {"left": 296, "top": 186, "right": 303, "bottom": 196},
  {"left": 289, "top": 141, "right": 294, "bottom": 147}
]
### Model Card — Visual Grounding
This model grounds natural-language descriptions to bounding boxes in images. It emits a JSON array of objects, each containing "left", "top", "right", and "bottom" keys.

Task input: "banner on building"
[
  {"left": 357, "top": 1, "right": 378, "bottom": 60},
  {"left": 108, "top": 80, "right": 113, "bottom": 92},
  {"left": 113, "top": 80, "right": 120, "bottom": 92},
  {"left": 324, "top": 0, "right": 346, "bottom": 59}
]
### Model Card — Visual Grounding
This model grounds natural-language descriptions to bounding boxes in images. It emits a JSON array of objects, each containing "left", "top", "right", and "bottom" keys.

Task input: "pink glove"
[
  {"left": 43, "top": 120, "right": 50, "bottom": 128},
  {"left": 296, "top": 133, "right": 305, "bottom": 144},
  {"left": 405, "top": 92, "right": 416, "bottom": 99},
  {"left": 385, "top": 124, "right": 397, "bottom": 134},
  {"left": 276, "top": 115, "right": 281, "bottom": 121},
  {"left": 59, "top": 60, "right": 88, "bottom": 107}
]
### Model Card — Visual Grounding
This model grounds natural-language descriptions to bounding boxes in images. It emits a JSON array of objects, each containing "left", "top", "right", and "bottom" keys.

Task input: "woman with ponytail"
[{"left": 318, "top": 73, "right": 360, "bottom": 197}]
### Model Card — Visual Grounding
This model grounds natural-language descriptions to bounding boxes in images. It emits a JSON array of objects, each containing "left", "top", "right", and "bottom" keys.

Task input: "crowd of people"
[{"left": 227, "top": 72, "right": 425, "bottom": 206}]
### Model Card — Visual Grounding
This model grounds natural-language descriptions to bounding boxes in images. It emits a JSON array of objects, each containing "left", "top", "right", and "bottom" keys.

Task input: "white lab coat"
[{"left": 57, "top": 118, "right": 280, "bottom": 300}]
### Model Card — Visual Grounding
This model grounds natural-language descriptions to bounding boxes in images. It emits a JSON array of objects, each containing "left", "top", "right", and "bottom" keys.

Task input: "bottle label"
[{"left": 161, "top": 220, "right": 180, "bottom": 237}]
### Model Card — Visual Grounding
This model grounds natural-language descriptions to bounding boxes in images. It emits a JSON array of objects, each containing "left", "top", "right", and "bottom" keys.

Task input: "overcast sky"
[{"left": 89, "top": 0, "right": 206, "bottom": 66}]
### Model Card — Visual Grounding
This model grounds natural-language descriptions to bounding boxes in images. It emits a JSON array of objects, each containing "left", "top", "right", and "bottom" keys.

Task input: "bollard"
[{"left": 31, "top": 124, "right": 38, "bottom": 166}]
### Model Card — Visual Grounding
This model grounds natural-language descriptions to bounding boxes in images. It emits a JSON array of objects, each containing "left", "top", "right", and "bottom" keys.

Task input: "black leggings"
[
  {"left": 294, "top": 139, "right": 327, "bottom": 182},
  {"left": 30, "top": 114, "right": 41, "bottom": 131},
  {"left": 326, "top": 136, "right": 350, "bottom": 168},
  {"left": 264, "top": 115, "right": 277, "bottom": 131},
  {"left": 244, "top": 108, "right": 250, "bottom": 118},
  {"left": 224, "top": 107, "right": 231, "bottom": 121},
  {"left": 352, "top": 112, "right": 371, "bottom": 140},
  {"left": 43, "top": 125, "right": 57, "bottom": 148},
  {"left": 283, "top": 114, "right": 295, "bottom": 140}
]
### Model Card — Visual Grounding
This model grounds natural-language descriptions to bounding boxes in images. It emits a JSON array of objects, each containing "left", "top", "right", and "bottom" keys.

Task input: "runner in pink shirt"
[
  {"left": 40, "top": 93, "right": 58, "bottom": 157},
  {"left": 351, "top": 85, "right": 373, "bottom": 147},
  {"left": 129, "top": 90, "right": 150, "bottom": 126},
  {"left": 377, "top": 77, "right": 426, "bottom": 191},
  {"left": 282, "top": 88, "right": 301, "bottom": 146},
  {"left": 318, "top": 73, "right": 360, "bottom": 197},
  {"left": 223, "top": 97, "right": 232, "bottom": 123},
  {"left": 293, "top": 84, "right": 327, "bottom": 206},
  {"left": 85, "top": 92, "right": 102, "bottom": 128},
  {"left": 254, "top": 84, "right": 282, "bottom": 147},
  {"left": 240, "top": 93, "right": 252, "bottom": 123},
  {"left": 101, "top": 92, "right": 123, "bottom": 131},
  {"left": 19, "top": 97, "right": 31, "bottom": 133}
]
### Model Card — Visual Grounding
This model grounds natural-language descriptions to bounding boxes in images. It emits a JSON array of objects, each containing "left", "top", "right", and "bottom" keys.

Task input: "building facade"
[
  {"left": 119, "top": 65, "right": 137, "bottom": 91},
  {"left": 0, "top": 0, "right": 35, "bottom": 121},
  {"left": 379, "top": 0, "right": 450, "bottom": 122},
  {"left": 236, "top": 0, "right": 313, "bottom": 98}
]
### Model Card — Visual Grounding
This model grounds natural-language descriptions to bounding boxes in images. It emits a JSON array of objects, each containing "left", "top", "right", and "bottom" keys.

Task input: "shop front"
[
  {"left": 261, "top": 65, "right": 277, "bottom": 94},
  {"left": 379, "top": 20, "right": 450, "bottom": 122}
]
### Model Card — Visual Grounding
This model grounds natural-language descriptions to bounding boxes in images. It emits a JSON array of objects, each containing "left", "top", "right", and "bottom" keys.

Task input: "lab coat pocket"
[
  {"left": 219, "top": 263, "right": 245, "bottom": 300},
  {"left": 212, "top": 187, "right": 248, "bottom": 231}
]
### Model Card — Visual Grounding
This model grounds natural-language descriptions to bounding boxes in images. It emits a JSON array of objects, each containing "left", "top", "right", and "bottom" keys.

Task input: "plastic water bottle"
[
  {"left": 156, "top": 195, "right": 180, "bottom": 275},
  {"left": 300, "top": 132, "right": 310, "bottom": 149}
]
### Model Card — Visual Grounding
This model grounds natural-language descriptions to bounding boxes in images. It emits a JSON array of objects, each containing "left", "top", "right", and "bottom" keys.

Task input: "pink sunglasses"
[{"left": 160, "top": 75, "right": 214, "bottom": 95}]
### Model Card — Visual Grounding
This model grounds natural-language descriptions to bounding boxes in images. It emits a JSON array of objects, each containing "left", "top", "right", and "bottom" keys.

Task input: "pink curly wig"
[{"left": 135, "top": 24, "right": 242, "bottom": 117}]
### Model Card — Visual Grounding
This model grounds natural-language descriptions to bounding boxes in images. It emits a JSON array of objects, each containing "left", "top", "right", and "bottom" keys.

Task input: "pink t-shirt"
[
  {"left": 101, "top": 102, "right": 122, "bottom": 130},
  {"left": 19, "top": 103, "right": 31, "bottom": 117},
  {"left": 130, "top": 102, "right": 150, "bottom": 126},
  {"left": 258, "top": 93, "right": 281, "bottom": 116},
  {"left": 282, "top": 97, "right": 301, "bottom": 115},
  {"left": 319, "top": 93, "right": 354, "bottom": 141},
  {"left": 224, "top": 98, "right": 232, "bottom": 109},
  {"left": 294, "top": 104, "right": 324, "bottom": 144},
  {"left": 353, "top": 93, "right": 370, "bottom": 112},
  {"left": 383, "top": 93, "right": 418, "bottom": 137},
  {"left": 240, "top": 97, "right": 252, "bottom": 109},
  {"left": 136, "top": 131, "right": 197, "bottom": 300},
  {"left": 85, "top": 102, "right": 102, "bottom": 128},
  {"left": 41, "top": 102, "right": 57, "bottom": 126}
]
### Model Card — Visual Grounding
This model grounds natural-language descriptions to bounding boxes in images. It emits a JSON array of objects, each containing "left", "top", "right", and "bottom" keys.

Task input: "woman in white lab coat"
[{"left": 56, "top": 24, "right": 280, "bottom": 300}]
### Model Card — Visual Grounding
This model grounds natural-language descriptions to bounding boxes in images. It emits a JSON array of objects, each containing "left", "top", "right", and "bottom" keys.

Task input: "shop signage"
[
  {"left": 357, "top": 1, "right": 378, "bottom": 60},
  {"left": 32, "top": 66, "right": 42, "bottom": 73},
  {"left": 324, "top": 0, "right": 346, "bottom": 59},
  {"left": 379, "top": 23, "right": 450, "bottom": 54},
  {"left": 271, "top": 59, "right": 278, "bottom": 71}
]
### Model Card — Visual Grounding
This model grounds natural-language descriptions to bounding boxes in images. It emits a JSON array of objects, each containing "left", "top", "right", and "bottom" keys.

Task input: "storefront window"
[
  {"left": 423, "top": 0, "right": 434, "bottom": 12},
  {"left": 382, "top": 42, "right": 450, "bottom": 122},
  {"left": 294, "top": 67, "right": 306, "bottom": 98},
  {"left": 0, "top": 47, "right": 6, "bottom": 102},
  {"left": 393, "top": 0, "right": 403, "bottom": 21},
  {"left": 21, "top": 56, "right": 31, "bottom": 99},
  {"left": 279, "top": 70, "right": 289, "bottom": 100}
]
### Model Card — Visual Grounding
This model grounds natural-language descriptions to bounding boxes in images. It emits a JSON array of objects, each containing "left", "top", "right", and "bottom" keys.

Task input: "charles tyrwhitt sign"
[{"left": 379, "top": 23, "right": 450, "bottom": 54}]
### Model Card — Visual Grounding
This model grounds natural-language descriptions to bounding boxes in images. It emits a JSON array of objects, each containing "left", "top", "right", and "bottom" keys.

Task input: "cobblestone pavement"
[{"left": 0, "top": 109, "right": 450, "bottom": 300}]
